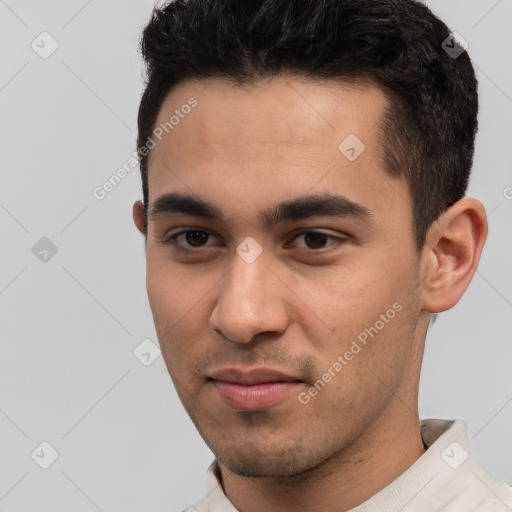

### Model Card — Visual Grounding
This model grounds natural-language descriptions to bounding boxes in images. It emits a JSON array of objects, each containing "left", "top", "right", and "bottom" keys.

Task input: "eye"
[
  {"left": 165, "top": 229, "right": 220, "bottom": 250},
  {"left": 289, "top": 231, "right": 345, "bottom": 250}
]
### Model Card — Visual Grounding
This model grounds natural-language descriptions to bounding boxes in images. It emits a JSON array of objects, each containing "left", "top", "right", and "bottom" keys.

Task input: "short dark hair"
[{"left": 137, "top": 0, "right": 478, "bottom": 252}]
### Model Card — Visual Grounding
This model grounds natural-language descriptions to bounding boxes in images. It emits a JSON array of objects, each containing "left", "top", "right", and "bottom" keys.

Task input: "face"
[{"left": 137, "top": 76, "right": 427, "bottom": 478}]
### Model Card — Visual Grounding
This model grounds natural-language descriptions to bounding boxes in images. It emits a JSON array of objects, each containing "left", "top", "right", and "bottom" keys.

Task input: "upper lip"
[{"left": 209, "top": 367, "right": 302, "bottom": 385}]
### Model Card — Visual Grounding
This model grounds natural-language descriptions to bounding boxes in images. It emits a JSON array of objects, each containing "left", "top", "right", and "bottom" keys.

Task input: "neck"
[{"left": 218, "top": 403, "right": 427, "bottom": 512}]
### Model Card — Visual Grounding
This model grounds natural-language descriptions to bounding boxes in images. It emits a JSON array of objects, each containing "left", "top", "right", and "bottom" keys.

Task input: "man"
[{"left": 132, "top": 0, "right": 512, "bottom": 510}]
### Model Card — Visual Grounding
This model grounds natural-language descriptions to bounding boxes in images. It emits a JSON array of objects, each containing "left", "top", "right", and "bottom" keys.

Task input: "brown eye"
[
  {"left": 184, "top": 230, "right": 210, "bottom": 247},
  {"left": 291, "top": 231, "right": 343, "bottom": 251},
  {"left": 165, "top": 229, "right": 220, "bottom": 250},
  {"left": 303, "top": 232, "right": 329, "bottom": 249}
]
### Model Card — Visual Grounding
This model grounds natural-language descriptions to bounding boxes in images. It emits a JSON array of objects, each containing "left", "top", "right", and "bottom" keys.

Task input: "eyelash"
[{"left": 162, "top": 229, "right": 345, "bottom": 253}]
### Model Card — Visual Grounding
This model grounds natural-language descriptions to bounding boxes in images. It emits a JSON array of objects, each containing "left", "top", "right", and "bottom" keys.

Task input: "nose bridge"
[
  {"left": 222, "top": 250, "right": 271, "bottom": 319},
  {"left": 210, "top": 248, "right": 288, "bottom": 343}
]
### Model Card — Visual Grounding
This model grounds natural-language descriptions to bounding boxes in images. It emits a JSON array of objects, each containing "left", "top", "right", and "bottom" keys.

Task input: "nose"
[{"left": 209, "top": 247, "right": 290, "bottom": 344}]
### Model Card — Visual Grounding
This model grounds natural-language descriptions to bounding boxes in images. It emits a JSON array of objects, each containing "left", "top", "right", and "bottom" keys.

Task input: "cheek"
[
  {"left": 297, "top": 254, "right": 416, "bottom": 371},
  {"left": 146, "top": 272, "right": 200, "bottom": 395},
  {"left": 146, "top": 248, "right": 205, "bottom": 322},
  {"left": 303, "top": 301, "right": 416, "bottom": 431},
  {"left": 146, "top": 255, "right": 191, "bottom": 349},
  {"left": 145, "top": 252, "right": 217, "bottom": 373},
  {"left": 294, "top": 261, "right": 395, "bottom": 334}
]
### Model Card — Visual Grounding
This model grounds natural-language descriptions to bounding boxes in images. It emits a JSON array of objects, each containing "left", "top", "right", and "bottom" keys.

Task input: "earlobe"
[
  {"left": 133, "top": 200, "right": 146, "bottom": 235},
  {"left": 420, "top": 197, "right": 488, "bottom": 313}
]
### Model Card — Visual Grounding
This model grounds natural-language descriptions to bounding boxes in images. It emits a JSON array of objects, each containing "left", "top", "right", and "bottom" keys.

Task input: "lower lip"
[{"left": 211, "top": 380, "right": 302, "bottom": 410}]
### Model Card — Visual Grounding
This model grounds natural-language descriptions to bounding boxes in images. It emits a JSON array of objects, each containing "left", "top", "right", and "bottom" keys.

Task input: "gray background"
[{"left": 0, "top": 0, "right": 511, "bottom": 510}]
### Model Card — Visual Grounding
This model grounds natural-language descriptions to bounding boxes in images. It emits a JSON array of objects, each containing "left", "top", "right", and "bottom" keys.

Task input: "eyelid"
[
  {"left": 163, "top": 228, "right": 222, "bottom": 248},
  {"left": 287, "top": 230, "right": 346, "bottom": 250}
]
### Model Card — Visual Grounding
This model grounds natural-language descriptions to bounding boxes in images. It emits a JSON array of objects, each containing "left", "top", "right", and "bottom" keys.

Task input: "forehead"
[
  {"left": 151, "top": 75, "right": 388, "bottom": 150},
  {"left": 146, "top": 75, "right": 411, "bottom": 234}
]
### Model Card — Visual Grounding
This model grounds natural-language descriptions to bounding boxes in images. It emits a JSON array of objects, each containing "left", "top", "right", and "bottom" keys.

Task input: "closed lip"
[{"left": 208, "top": 367, "right": 302, "bottom": 385}]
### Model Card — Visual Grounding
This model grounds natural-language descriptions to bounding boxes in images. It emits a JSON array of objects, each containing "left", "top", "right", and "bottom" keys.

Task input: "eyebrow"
[{"left": 149, "top": 192, "right": 374, "bottom": 228}]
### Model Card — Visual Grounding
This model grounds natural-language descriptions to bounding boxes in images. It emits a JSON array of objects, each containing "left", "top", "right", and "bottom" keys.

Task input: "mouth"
[{"left": 207, "top": 367, "right": 304, "bottom": 411}]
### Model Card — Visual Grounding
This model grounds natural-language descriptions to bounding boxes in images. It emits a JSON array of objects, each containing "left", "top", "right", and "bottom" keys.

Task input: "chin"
[{"left": 212, "top": 438, "right": 332, "bottom": 479}]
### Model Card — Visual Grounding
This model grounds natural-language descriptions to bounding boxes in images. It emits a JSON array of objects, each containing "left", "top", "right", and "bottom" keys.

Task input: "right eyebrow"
[{"left": 149, "top": 193, "right": 223, "bottom": 221}]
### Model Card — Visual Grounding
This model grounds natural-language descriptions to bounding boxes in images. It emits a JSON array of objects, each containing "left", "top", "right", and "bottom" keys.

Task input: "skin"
[{"left": 133, "top": 76, "right": 487, "bottom": 512}]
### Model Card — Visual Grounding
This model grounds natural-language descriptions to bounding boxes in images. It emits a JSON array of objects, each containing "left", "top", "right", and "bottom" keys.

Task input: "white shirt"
[{"left": 182, "top": 418, "right": 512, "bottom": 511}]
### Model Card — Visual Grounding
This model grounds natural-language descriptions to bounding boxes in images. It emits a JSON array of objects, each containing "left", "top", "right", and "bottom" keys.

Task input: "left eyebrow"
[
  {"left": 149, "top": 192, "right": 374, "bottom": 228},
  {"left": 258, "top": 193, "right": 374, "bottom": 228}
]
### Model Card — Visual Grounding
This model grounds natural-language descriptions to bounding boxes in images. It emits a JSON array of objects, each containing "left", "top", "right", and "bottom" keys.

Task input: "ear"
[
  {"left": 420, "top": 197, "right": 488, "bottom": 313},
  {"left": 132, "top": 200, "right": 146, "bottom": 235}
]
